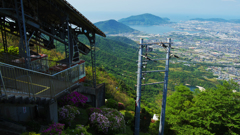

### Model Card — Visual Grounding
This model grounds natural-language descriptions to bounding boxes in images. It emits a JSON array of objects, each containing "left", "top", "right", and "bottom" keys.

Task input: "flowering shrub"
[
  {"left": 88, "top": 108, "right": 126, "bottom": 134},
  {"left": 41, "top": 123, "right": 65, "bottom": 135},
  {"left": 118, "top": 102, "right": 125, "bottom": 110},
  {"left": 58, "top": 105, "right": 80, "bottom": 126},
  {"left": 101, "top": 108, "right": 126, "bottom": 134},
  {"left": 87, "top": 107, "right": 102, "bottom": 116},
  {"left": 89, "top": 112, "right": 110, "bottom": 133},
  {"left": 59, "top": 91, "right": 88, "bottom": 107},
  {"left": 62, "top": 125, "right": 92, "bottom": 135},
  {"left": 106, "top": 99, "right": 118, "bottom": 109}
]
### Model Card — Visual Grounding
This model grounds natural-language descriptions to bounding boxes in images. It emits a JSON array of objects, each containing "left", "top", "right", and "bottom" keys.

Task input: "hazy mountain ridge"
[
  {"left": 118, "top": 13, "right": 171, "bottom": 25},
  {"left": 94, "top": 19, "right": 139, "bottom": 34},
  {"left": 191, "top": 18, "right": 240, "bottom": 23}
]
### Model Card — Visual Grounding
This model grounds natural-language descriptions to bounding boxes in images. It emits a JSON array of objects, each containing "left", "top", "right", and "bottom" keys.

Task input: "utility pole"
[
  {"left": 134, "top": 38, "right": 143, "bottom": 135},
  {"left": 159, "top": 38, "right": 171, "bottom": 135},
  {"left": 134, "top": 38, "right": 175, "bottom": 135},
  {"left": 134, "top": 38, "right": 174, "bottom": 135}
]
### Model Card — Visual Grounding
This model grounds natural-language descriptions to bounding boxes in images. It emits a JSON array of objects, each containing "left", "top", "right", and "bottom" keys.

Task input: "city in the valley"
[{"left": 109, "top": 20, "right": 240, "bottom": 84}]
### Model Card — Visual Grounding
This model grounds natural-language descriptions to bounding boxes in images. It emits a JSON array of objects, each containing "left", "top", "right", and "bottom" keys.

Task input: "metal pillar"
[
  {"left": 159, "top": 38, "right": 171, "bottom": 135},
  {"left": 134, "top": 38, "right": 143, "bottom": 135},
  {"left": 0, "top": 17, "right": 8, "bottom": 53},
  {"left": 67, "top": 17, "right": 72, "bottom": 67},
  {"left": 90, "top": 34, "right": 96, "bottom": 88},
  {"left": 14, "top": 0, "right": 30, "bottom": 68}
]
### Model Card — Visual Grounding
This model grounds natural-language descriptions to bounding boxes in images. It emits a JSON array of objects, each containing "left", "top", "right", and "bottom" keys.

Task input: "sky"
[{"left": 67, "top": 0, "right": 240, "bottom": 23}]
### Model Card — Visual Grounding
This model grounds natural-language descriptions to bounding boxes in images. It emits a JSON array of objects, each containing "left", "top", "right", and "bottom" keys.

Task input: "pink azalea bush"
[
  {"left": 41, "top": 123, "right": 65, "bottom": 135},
  {"left": 89, "top": 112, "right": 110, "bottom": 134},
  {"left": 87, "top": 107, "right": 102, "bottom": 116},
  {"left": 89, "top": 108, "right": 126, "bottom": 134},
  {"left": 58, "top": 105, "right": 80, "bottom": 126},
  {"left": 60, "top": 91, "right": 88, "bottom": 107},
  {"left": 102, "top": 108, "right": 126, "bottom": 134}
]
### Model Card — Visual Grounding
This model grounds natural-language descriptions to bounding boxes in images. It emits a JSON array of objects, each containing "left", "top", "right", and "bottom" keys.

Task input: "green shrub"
[
  {"left": 124, "top": 111, "right": 134, "bottom": 126},
  {"left": 84, "top": 103, "right": 92, "bottom": 109},
  {"left": 140, "top": 108, "right": 152, "bottom": 132},
  {"left": 0, "top": 46, "right": 19, "bottom": 55},
  {"left": 20, "top": 132, "right": 40, "bottom": 135},
  {"left": 106, "top": 98, "right": 118, "bottom": 109},
  {"left": 62, "top": 125, "right": 92, "bottom": 135},
  {"left": 149, "top": 120, "right": 159, "bottom": 135},
  {"left": 125, "top": 98, "right": 135, "bottom": 111}
]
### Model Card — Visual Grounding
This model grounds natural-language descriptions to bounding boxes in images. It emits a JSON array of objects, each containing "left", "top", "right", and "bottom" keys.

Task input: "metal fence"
[
  {"left": 0, "top": 53, "right": 62, "bottom": 74},
  {"left": 0, "top": 61, "right": 80, "bottom": 100}
]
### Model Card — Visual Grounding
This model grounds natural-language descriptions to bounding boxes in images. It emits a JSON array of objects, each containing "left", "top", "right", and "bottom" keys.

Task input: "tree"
[
  {"left": 191, "top": 80, "right": 240, "bottom": 135},
  {"left": 165, "top": 81, "right": 240, "bottom": 135},
  {"left": 165, "top": 85, "right": 209, "bottom": 135}
]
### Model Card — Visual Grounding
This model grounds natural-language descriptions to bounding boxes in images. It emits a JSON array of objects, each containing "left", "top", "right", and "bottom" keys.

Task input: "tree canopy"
[{"left": 165, "top": 81, "right": 240, "bottom": 135}]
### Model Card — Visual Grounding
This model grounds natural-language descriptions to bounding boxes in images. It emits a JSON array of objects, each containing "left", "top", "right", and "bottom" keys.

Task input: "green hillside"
[
  {"left": 94, "top": 19, "right": 139, "bottom": 34},
  {"left": 106, "top": 36, "right": 138, "bottom": 47},
  {"left": 76, "top": 35, "right": 223, "bottom": 114},
  {"left": 118, "top": 13, "right": 171, "bottom": 25}
]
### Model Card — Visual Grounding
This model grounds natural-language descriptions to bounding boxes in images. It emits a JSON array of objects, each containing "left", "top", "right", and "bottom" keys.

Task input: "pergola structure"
[{"left": 0, "top": 0, "right": 106, "bottom": 88}]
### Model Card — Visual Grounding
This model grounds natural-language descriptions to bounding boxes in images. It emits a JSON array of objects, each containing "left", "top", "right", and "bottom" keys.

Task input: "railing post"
[
  {"left": 51, "top": 80, "right": 56, "bottom": 100},
  {"left": 27, "top": 71, "right": 31, "bottom": 98},
  {"left": 49, "top": 76, "right": 52, "bottom": 99},
  {"left": 0, "top": 69, "right": 7, "bottom": 97},
  {"left": 14, "top": 68, "right": 18, "bottom": 90},
  {"left": 69, "top": 69, "right": 71, "bottom": 91},
  {"left": 78, "top": 65, "right": 80, "bottom": 83},
  {"left": 29, "top": 75, "right": 35, "bottom": 101}
]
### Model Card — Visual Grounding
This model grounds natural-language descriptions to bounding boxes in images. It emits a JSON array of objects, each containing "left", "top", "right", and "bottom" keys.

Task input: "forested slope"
[
  {"left": 0, "top": 32, "right": 223, "bottom": 114},
  {"left": 70, "top": 35, "right": 223, "bottom": 113}
]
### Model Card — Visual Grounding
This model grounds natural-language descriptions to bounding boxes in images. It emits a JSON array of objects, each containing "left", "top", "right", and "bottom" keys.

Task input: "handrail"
[
  {"left": 0, "top": 62, "right": 52, "bottom": 77},
  {"left": 0, "top": 61, "right": 79, "bottom": 77},
  {"left": 0, "top": 59, "right": 84, "bottom": 100},
  {"left": 52, "top": 64, "right": 79, "bottom": 76}
]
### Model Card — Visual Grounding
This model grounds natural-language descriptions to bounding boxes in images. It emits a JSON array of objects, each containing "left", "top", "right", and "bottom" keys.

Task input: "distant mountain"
[
  {"left": 106, "top": 36, "right": 138, "bottom": 47},
  {"left": 94, "top": 19, "right": 139, "bottom": 34},
  {"left": 118, "top": 13, "right": 171, "bottom": 25},
  {"left": 229, "top": 19, "right": 240, "bottom": 23},
  {"left": 191, "top": 18, "right": 240, "bottom": 23}
]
